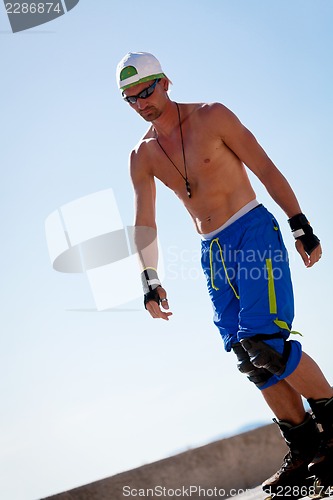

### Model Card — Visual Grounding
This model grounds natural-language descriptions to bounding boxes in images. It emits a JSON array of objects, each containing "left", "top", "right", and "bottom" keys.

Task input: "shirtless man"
[{"left": 116, "top": 52, "right": 333, "bottom": 494}]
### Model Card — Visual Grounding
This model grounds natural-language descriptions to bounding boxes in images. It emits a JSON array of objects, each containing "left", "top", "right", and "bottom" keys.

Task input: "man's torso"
[{"left": 136, "top": 102, "right": 256, "bottom": 234}]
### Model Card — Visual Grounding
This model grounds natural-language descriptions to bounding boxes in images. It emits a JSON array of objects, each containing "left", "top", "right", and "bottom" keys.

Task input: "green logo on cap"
[{"left": 120, "top": 66, "right": 138, "bottom": 81}]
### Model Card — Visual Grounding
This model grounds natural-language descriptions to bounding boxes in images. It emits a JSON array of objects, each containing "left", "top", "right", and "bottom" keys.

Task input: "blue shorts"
[{"left": 201, "top": 205, "right": 302, "bottom": 388}]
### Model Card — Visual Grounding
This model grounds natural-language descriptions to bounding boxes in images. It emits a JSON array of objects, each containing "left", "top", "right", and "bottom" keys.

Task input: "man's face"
[{"left": 122, "top": 79, "right": 166, "bottom": 122}]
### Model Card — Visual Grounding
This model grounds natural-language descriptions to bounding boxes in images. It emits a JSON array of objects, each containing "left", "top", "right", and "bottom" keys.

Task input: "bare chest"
[{"left": 151, "top": 131, "right": 238, "bottom": 202}]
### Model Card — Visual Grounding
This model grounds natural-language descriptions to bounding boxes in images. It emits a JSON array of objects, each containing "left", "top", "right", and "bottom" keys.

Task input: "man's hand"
[
  {"left": 146, "top": 286, "right": 173, "bottom": 320},
  {"left": 296, "top": 239, "right": 322, "bottom": 268}
]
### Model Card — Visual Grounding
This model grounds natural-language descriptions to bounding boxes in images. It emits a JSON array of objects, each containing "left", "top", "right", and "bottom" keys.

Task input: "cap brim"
[{"left": 120, "top": 73, "right": 165, "bottom": 91}]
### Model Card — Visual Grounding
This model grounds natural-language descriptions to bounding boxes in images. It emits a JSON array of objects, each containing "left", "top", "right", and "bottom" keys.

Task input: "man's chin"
[{"left": 139, "top": 108, "right": 161, "bottom": 122}]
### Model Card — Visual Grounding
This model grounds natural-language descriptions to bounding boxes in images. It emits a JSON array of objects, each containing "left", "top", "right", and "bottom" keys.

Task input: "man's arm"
[
  {"left": 130, "top": 147, "right": 172, "bottom": 320},
  {"left": 212, "top": 103, "right": 322, "bottom": 267}
]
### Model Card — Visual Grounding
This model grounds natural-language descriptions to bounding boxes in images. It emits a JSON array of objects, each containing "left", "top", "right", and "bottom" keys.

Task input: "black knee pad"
[
  {"left": 232, "top": 342, "right": 273, "bottom": 388},
  {"left": 240, "top": 334, "right": 291, "bottom": 377}
]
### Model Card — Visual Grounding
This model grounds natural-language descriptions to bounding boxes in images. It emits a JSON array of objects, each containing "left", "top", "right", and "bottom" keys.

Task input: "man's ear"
[{"left": 161, "top": 78, "right": 169, "bottom": 91}]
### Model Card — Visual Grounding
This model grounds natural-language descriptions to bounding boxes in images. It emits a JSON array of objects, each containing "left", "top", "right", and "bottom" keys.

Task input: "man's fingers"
[
  {"left": 160, "top": 297, "right": 169, "bottom": 309},
  {"left": 158, "top": 288, "right": 169, "bottom": 309},
  {"left": 308, "top": 244, "right": 323, "bottom": 268},
  {"left": 295, "top": 240, "right": 309, "bottom": 266},
  {"left": 295, "top": 240, "right": 322, "bottom": 268},
  {"left": 145, "top": 287, "right": 172, "bottom": 320},
  {"left": 146, "top": 296, "right": 172, "bottom": 321},
  {"left": 146, "top": 301, "right": 159, "bottom": 318}
]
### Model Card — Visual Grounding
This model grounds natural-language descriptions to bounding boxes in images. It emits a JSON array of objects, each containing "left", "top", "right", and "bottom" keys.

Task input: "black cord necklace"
[{"left": 155, "top": 102, "right": 192, "bottom": 198}]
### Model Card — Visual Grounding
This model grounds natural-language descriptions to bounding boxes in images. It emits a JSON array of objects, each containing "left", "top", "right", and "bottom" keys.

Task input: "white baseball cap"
[{"left": 116, "top": 52, "right": 167, "bottom": 91}]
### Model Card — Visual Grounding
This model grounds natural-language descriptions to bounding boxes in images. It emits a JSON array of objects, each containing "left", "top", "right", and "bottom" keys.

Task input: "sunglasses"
[{"left": 122, "top": 79, "right": 160, "bottom": 104}]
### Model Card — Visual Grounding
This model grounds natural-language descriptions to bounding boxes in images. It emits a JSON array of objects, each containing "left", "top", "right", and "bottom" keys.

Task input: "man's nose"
[{"left": 136, "top": 98, "right": 146, "bottom": 110}]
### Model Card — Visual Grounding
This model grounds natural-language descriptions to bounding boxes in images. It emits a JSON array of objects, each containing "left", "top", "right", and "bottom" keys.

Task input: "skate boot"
[
  {"left": 262, "top": 413, "right": 321, "bottom": 500},
  {"left": 308, "top": 397, "right": 333, "bottom": 497}
]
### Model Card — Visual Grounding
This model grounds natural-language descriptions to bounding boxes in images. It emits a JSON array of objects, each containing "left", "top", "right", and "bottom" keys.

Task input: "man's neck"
[{"left": 152, "top": 100, "right": 179, "bottom": 138}]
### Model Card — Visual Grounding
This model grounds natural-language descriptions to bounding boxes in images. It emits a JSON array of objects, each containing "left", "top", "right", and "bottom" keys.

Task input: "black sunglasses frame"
[{"left": 122, "top": 79, "right": 161, "bottom": 104}]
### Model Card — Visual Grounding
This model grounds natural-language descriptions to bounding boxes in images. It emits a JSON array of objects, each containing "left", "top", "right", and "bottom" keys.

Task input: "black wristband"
[
  {"left": 141, "top": 268, "right": 162, "bottom": 309},
  {"left": 288, "top": 213, "right": 320, "bottom": 255},
  {"left": 143, "top": 288, "right": 161, "bottom": 309}
]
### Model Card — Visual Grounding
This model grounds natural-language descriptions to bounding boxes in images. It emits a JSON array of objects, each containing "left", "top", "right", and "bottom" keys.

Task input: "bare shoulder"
[
  {"left": 197, "top": 102, "right": 239, "bottom": 123},
  {"left": 178, "top": 102, "right": 240, "bottom": 133},
  {"left": 129, "top": 127, "right": 156, "bottom": 182},
  {"left": 194, "top": 102, "right": 245, "bottom": 142}
]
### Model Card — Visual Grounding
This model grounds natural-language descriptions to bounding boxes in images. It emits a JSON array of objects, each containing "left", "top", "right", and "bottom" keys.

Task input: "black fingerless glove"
[
  {"left": 288, "top": 213, "right": 320, "bottom": 255},
  {"left": 141, "top": 268, "right": 161, "bottom": 309}
]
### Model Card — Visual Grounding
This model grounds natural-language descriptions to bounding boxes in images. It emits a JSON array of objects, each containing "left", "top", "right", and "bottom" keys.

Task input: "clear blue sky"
[{"left": 1, "top": 1, "right": 332, "bottom": 499}]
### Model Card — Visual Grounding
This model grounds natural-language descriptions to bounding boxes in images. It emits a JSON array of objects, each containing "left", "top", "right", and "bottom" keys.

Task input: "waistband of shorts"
[
  {"left": 201, "top": 203, "right": 266, "bottom": 245},
  {"left": 201, "top": 200, "right": 260, "bottom": 240}
]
